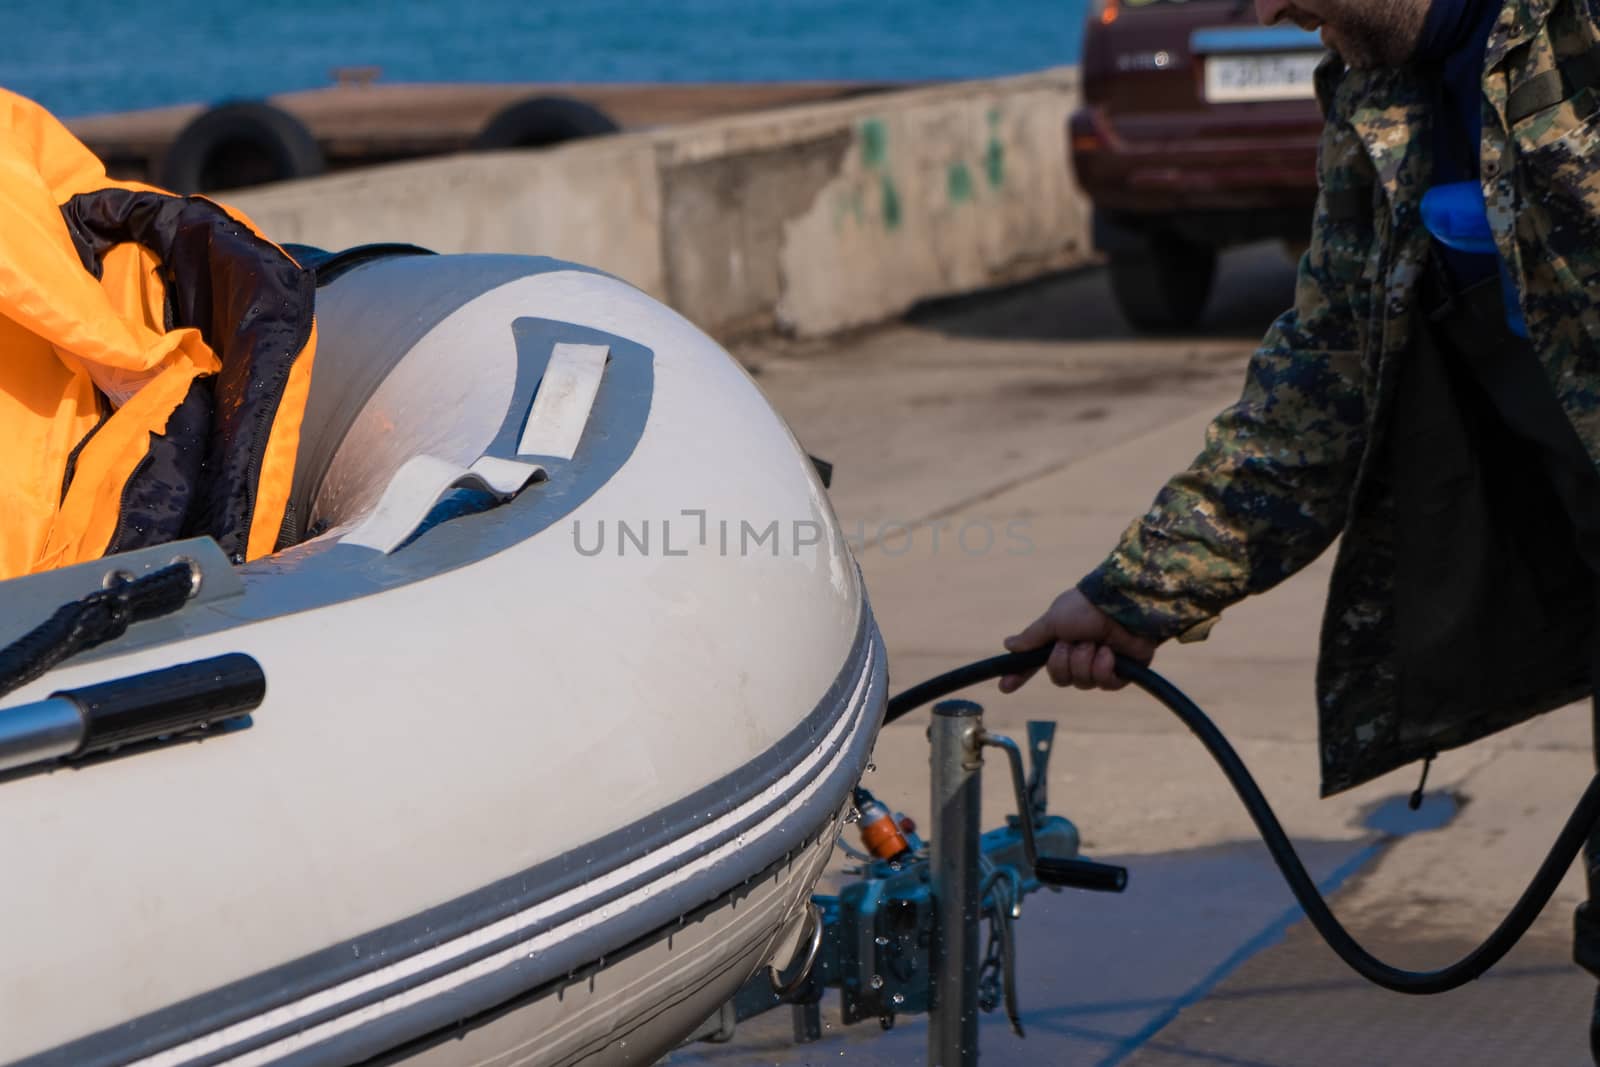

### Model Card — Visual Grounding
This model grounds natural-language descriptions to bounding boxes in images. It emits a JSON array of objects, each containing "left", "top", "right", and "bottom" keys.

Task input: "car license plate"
[{"left": 1204, "top": 52, "right": 1321, "bottom": 103}]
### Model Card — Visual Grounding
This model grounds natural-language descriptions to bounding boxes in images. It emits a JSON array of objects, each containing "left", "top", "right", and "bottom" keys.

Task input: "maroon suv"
[{"left": 1070, "top": 0, "right": 1327, "bottom": 330}]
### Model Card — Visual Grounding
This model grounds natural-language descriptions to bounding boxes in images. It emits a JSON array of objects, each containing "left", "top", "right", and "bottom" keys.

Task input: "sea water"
[{"left": 2, "top": 0, "right": 1089, "bottom": 119}]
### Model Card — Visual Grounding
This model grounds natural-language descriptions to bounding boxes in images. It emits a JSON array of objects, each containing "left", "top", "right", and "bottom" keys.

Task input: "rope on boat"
[{"left": 0, "top": 563, "right": 196, "bottom": 701}]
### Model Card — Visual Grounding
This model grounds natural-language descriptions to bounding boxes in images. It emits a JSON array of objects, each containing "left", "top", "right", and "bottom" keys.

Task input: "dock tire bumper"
[
  {"left": 159, "top": 100, "right": 325, "bottom": 194},
  {"left": 471, "top": 96, "right": 621, "bottom": 151}
]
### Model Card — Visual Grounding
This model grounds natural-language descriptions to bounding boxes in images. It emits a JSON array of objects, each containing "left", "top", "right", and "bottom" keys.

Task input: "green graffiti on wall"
[
  {"left": 856, "top": 118, "right": 901, "bottom": 230},
  {"left": 985, "top": 110, "right": 1006, "bottom": 189},
  {"left": 861, "top": 118, "right": 889, "bottom": 169},
  {"left": 880, "top": 175, "right": 901, "bottom": 230},
  {"left": 947, "top": 161, "right": 974, "bottom": 204}
]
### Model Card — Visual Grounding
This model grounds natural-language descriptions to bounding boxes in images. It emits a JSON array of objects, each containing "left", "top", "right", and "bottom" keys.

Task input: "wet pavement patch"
[{"left": 1359, "top": 789, "right": 1461, "bottom": 837}]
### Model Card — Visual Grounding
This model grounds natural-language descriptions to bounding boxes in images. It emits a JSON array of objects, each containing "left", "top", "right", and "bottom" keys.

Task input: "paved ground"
[{"left": 665, "top": 243, "right": 1599, "bottom": 1065}]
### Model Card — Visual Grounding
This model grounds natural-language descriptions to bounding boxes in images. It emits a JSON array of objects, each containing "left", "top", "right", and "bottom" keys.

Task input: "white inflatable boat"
[{"left": 0, "top": 250, "right": 887, "bottom": 1066}]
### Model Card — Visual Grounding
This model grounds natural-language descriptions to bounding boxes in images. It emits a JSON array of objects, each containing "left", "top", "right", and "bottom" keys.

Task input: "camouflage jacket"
[{"left": 1079, "top": 0, "right": 1600, "bottom": 795}]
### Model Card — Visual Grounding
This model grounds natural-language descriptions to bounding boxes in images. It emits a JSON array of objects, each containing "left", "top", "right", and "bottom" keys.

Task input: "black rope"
[
  {"left": 885, "top": 646, "right": 1600, "bottom": 995},
  {"left": 0, "top": 563, "right": 196, "bottom": 700}
]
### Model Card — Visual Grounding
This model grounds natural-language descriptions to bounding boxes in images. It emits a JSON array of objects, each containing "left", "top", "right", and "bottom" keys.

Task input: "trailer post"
[{"left": 929, "top": 699, "right": 984, "bottom": 1067}]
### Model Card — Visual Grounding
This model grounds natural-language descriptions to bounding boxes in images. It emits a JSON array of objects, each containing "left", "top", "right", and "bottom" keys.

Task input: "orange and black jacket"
[{"left": 0, "top": 89, "right": 316, "bottom": 580}]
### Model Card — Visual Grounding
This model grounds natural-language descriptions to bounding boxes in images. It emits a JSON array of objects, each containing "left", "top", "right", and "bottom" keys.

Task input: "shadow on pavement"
[
  {"left": 1121, "top": 919, "right": 1590, "bottom": 1067},
  {"left": 907, "top": 242, "right": 1300, "bottom": 345}
]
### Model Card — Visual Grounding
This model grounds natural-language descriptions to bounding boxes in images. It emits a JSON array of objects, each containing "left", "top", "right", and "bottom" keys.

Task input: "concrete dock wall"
[{"left": 231, "top": 67, "right": 1090, "bottom": 340}]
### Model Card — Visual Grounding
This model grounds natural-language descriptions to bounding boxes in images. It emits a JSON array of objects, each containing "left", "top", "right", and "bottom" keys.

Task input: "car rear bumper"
[{"left": 1069, "top": 104, "right": 1319, "bottom": 215}]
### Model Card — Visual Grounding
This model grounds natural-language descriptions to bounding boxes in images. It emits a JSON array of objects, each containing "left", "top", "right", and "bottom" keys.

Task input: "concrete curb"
[{"left": 229, "top": 67, "right": 1091, "bottom": 340}]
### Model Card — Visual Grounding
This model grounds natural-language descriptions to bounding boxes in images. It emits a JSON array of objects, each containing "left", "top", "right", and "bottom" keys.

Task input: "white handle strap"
[
  {"left": 338, "top": 341, "right": 606, "bottom": 554},
  {"left": 516, "top": 343, "right": 610, "bottom": 459},
  {"left": 341, "top": 454, "right": 544, "bottom": 554}
]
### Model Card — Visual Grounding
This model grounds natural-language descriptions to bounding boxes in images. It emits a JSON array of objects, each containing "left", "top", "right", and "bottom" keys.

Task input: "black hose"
[
  {"left": 885, "top": 646, "right": 1600, "bottom": 994},
  {"left": 885, "top": 649, "right": 1040, "bottom": 724}
]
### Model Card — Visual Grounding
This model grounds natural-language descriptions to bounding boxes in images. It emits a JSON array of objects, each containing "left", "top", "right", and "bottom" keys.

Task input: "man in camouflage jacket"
[{"left": 1004, "top": 0, "right": 1600, "bottom": 1029}]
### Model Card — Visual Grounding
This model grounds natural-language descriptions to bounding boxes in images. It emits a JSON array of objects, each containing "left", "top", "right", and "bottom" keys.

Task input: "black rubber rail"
[{"left": 885, "top": 645, "right": 1600, "bottom": 994}]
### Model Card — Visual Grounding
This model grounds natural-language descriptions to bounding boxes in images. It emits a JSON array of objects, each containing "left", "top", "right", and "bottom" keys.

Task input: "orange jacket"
[{"left": 0, "top": 90, "right": 316, "bottom": 579}]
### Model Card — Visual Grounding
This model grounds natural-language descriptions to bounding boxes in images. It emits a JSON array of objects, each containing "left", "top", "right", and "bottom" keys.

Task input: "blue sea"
[{"left": 2, "top": 1, "right": 1089, "bottom": 119}]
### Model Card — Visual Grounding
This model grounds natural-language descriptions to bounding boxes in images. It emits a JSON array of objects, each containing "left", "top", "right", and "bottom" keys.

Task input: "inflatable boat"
[{"left": 0, "top": 250, "right": 887, "bottom": 1065}]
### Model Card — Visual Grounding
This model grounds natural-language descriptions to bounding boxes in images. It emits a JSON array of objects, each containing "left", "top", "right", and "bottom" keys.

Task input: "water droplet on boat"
[
  {"left": 869, "top": 974, "right": 884, "bottom": 990},
  {"left": 891, "top": 993, "right": 905, "bottom": 1006},
  {"left": 874, "top": 936, "right": 889, "bottom": 946}
]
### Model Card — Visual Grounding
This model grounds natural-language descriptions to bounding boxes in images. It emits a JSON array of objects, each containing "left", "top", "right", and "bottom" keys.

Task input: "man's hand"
[{"left": 1000, "top": 588, "right": 1157, "bottom": 692}]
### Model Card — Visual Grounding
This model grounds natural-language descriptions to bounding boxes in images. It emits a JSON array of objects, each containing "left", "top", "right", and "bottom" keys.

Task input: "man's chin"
[
  {"left": 1320, "top": 27, "right": 1358, "bottom": 61},
  {"left": 1322, "top": 28, "right": 1382, "bottom": 68}
]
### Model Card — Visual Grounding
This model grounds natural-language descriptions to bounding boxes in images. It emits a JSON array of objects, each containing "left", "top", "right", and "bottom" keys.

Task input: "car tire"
[
  {"left": 160, "top": 101, "right": 325, "bottom": 194},
  {"left": 1107, "top": 234, "right": 1218, "bottom": 334},
  {"left": 470, "top": 96, "right": 621, "bottom": 151}
]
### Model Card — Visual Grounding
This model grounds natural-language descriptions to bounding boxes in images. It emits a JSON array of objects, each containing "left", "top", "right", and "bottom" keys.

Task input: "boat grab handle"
[
  {"left": 769, "top": 900, "right": 825, "bottom": 999},
  {"left": 342, "top": 454, "right": 545, "bottom": 554}
]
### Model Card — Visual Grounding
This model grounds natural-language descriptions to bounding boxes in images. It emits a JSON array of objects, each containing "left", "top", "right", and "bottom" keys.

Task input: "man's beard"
[{"left": 1327, "top": 0, "right": 1431, "bottom": 67}]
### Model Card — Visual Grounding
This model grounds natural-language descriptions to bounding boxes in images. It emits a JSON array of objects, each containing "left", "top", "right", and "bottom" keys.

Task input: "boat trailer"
[
  {"left": 684, "top": 639, "right": 1600, "bottom": 1064},
  {"left": 686, "top": 698, "right": 1128, "bottom": 1066}
]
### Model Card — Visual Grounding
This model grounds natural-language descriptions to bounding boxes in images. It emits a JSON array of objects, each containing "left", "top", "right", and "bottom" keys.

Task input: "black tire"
[
  {"left": 160, "top": 101, "right": 324, "bottom": 194},
  {"left": 470, "top": 96, "right": 621, "bottom": 151},
  {"left": 1592, "top": 986, "right": 1600, "bottom": 1066},
  {"left": 1107, "top": 233, "right": 1218, "bottom": 334}
]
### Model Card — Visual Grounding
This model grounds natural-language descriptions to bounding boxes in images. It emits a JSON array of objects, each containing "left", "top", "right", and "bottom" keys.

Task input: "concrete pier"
[
  {"left": 67, "top": 80, "right": 892, "bottom": 182},
  {"left": 227, "top": 67, "right": 1092, "bottom": 341}
]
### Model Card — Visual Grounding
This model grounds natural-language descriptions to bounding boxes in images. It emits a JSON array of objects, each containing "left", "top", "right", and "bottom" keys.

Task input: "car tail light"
[
  {"left": 1097, "top": 0, "right": 1120, "bottom": 24},
  {"left": 1069, "top": 111, "right": 1105, "bottom": 157}
]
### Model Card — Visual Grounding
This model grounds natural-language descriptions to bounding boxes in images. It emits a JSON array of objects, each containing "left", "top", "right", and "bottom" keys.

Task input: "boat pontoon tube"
[{"left": 0, "top": 252, "right": 886, "bottom": 1067}]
